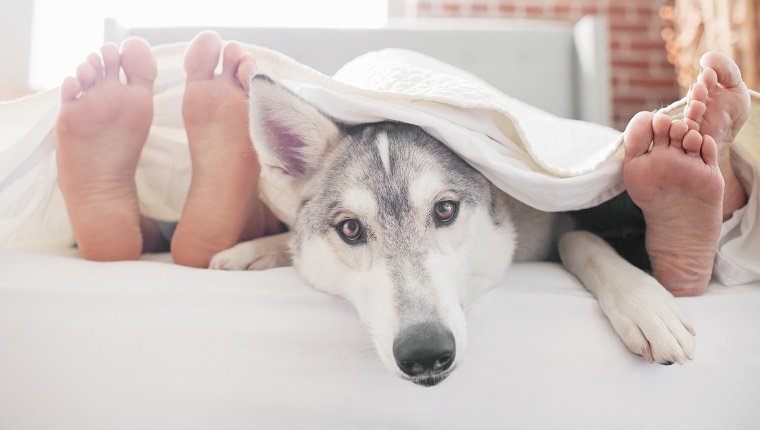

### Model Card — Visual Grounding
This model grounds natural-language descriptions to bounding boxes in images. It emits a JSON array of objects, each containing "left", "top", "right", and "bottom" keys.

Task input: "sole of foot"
[
  {"left": 55, "top": 38, "right": 157, "bottom": 261},
  {"left": 170, "top": 31, "right": 279, "bottom": 268},
  {"left": 683, "top": 51, "right": 751, "bottom": 220},
  {"left": 623, "top": 112, "right": 724, "bottom": 297}
]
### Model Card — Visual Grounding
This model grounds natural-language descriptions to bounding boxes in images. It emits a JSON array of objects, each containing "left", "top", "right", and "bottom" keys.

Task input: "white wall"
[
  {"left": 0, "top": 0, "right": 34, "bottom": 85},
  {"left": 28, "top": 0, "right": 388, "bottom": 90}
]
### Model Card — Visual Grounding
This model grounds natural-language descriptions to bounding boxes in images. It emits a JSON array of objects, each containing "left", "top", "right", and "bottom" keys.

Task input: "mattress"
[{"left": 1, "top": 249, "right": 759, "bottom": 429}]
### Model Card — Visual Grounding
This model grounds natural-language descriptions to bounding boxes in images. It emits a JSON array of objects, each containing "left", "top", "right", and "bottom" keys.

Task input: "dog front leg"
[
  {"left": 209, "top": 232, "right": 293, "bottom": 270},
  {"left": 558, "top": 230, "right": 695, "bottom": 365}
]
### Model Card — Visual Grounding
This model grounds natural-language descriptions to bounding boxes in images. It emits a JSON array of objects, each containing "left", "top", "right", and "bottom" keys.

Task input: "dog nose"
[{"left": 393, "top": 322, "right": 456, "bottom": 377}]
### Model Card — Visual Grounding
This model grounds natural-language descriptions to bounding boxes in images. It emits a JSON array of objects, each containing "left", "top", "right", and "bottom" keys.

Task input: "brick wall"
[{"left": 414, "top": 0, "right": 678, "bottom": 131}]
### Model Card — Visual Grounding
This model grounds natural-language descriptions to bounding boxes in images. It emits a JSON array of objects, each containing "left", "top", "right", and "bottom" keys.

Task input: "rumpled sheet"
[{"left": 1, "top": 42, "right": 758, "bottom": 283}]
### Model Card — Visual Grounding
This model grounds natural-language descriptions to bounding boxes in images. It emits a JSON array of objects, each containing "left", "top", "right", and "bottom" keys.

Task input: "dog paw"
[
  {"left": 209, "top": 239, "right": 291, "bottom": 271},
  {"left": 601, "top": 277, "right": 696, "bottom": 365}
]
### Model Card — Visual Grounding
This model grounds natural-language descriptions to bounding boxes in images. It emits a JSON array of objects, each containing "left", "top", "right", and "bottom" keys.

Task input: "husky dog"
[{"left": 211, "top": 75, "right": 695, "bottom": 386}]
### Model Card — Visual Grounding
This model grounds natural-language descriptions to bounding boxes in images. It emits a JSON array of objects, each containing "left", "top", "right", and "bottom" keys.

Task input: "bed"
[{"left": 1, "top": 18, "right": 759, "bottom": 429}]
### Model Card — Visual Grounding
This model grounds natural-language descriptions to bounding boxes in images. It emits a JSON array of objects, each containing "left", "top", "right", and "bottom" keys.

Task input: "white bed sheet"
[{"left": 1, "top": 250, "right": 759, "bottom": 429}]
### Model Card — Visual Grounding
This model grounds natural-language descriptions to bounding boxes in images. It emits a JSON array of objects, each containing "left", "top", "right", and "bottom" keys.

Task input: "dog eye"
[
  {"left": 336, "top": 219, "right": 365, "bottom": 244},
  {"left": 434, "top": 200, "right": 459, "bottom": 226}
]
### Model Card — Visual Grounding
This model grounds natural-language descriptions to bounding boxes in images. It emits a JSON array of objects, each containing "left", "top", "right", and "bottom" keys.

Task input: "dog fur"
[{"left": 210, "top": 75, "right": 695, "bottom": 386}]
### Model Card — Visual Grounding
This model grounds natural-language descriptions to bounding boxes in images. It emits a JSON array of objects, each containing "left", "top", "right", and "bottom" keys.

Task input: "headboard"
[{"left": 105, "top": 17, "right": 611, "bottom": 126}]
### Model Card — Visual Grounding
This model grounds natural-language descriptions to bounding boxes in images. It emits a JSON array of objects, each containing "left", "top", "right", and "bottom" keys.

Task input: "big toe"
[
  {"left": 624, "top": 111, "right": 654, "bottom": 159},
  {"left": 120, "top": 37, "right": 157, "bottom": 87},
  {"left": 699, "top": 52, "right": 743, "bottom": 89},
  {"left": 185, "top": 31, "right": 222, "bottom": 80}
]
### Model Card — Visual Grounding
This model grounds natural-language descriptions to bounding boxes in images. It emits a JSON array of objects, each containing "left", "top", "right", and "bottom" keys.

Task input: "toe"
[
  {"left": 76, "top": 62, "right": 98, "bottom": 91},
  {"left": 688, "top": 81, "right": 709, "bottom": 102},
  {"left": 120, "top": 37, "right": 157, "bottom": 88},
  {"left": 669, "top": 119, "right": 689, "bottom": 148},
  {"left": 697, "top": 67, "right": 718, "bottom": 92},
  {"left": 87, "top": 53, "right": 104, "bottom": 81},
  {"left": 668, "top": 300, "right": 696, "bottom": 336},
  {"left": 652, "top": 113, "right": 672, "bottom": 148},
  {"left": 640, "top": 317, "right": 689, "bottom": 365},
  {"left": 659, "top": 309, "right": 695, "bottom": 362},
  {"left": 60, "top": 76, "right": 82, "bottom": 102},
  {"left": 222, "top": 41, "right": 243, "bottom": 78},
  {"left": 100, "top": 43, "right": 121, "bottom": 80},
  {"left": 699, "top": 51, "right": 743, "bottom": 89},
  {"left": 682, "top": 129, "right": 703, "bottom": 157},
  {"left": 185, "top": 31, "right": 222, "bottom": 81},
  {"left": 700, "top": 134, "right": 719, "bottom": 166},
  {"left": 236, "top": 53, "right": 257, "bottom": 91},
  {"left": 623, "top": 111, "right": 654, "bottom": 159},
  {"left": 608, "top": 314, "right": 654, "bottom": 362},
  {"left": 683, "top": 99, "right": 706, "bottom": 130}
]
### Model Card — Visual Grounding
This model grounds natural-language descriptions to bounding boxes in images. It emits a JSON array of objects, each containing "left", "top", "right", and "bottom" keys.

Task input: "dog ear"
[{"left": 248, "top": 74, "right": 341, "bottom": 179}]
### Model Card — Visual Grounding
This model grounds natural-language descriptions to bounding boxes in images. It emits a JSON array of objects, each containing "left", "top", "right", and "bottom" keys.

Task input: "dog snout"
[{"left": 393, "top": 322, "right": 455, "bottom": 382}]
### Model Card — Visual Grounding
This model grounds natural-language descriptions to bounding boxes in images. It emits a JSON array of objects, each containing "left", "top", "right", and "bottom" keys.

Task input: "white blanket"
[{"left": 1, "top": 42, "right": 759, "bottom": 283}]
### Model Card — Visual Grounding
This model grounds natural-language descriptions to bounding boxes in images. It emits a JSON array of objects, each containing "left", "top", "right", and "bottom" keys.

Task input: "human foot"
[
  {"left": 56, "top": 38, "right": 157, "bottom": 261},
  {"left": 623, "top": 112, "right": 724, "bottom": 296},
  {"left": 683, "top": 52, "right": 751, "bottom": 220},
  {"left": 171, "top": 31, "right": 280, "bottom": 268}
]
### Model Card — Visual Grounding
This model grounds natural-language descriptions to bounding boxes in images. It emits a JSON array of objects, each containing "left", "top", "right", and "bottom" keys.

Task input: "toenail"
[{"left": 660, "top": 361, "right": 674, "bottom": 366}]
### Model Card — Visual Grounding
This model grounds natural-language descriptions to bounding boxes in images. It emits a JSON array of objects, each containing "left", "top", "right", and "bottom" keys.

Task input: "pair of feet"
[
  {"left": 56, "top": 32, "right": 279, "bottom": 267},
  {"left": 623, "top": 52, "right": 751, "bottom": 296},
  {"left": 56, "top": 34, "right": 751, "bottom": 295}
]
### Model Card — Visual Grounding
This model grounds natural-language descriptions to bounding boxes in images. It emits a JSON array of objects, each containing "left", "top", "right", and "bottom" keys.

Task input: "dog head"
[{"left": 248, "top": 75, "right": 516, "bottom": 386}]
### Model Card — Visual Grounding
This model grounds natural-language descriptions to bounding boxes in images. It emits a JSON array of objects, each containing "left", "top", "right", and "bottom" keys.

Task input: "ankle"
[
  {"left": 723, "top": 180, "right": 748, "bottom": 220},
  {"left": 720, "top": 153, "right": 749, "bottom": 220},
  {"left": 244, "top": 200, "right": 283, "bottom": 239}
]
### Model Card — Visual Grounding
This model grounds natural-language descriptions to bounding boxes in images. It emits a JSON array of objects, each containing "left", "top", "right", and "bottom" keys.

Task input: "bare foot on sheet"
[
  {"left": 623, "top": 112, "right": 724, "bottom": 297},
  {"left": 682, "top": 52, "right": 751, "bottom": 220},
  {"left": 622, "top": 53, "right": 752, "bottom": 297},
  {"left": 56, "top": 38, "right": 157, "bottom": 261},
  {"left": 171, "top": 31, "right": 280, "bottom": 268}
]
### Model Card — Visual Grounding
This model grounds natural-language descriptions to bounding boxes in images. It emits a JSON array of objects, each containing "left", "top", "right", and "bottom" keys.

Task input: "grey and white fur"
[{"left": 210, "top": 75, "right": 695, "bottom": 387}]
